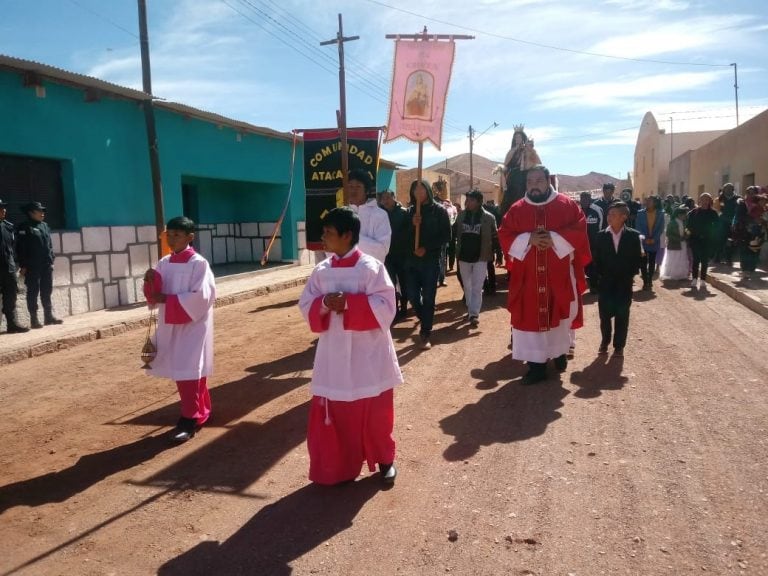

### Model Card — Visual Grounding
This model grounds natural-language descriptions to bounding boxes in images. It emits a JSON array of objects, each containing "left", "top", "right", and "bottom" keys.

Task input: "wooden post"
[
  {"left": 321, "top": 14, "right": 359, "bottom": 205},
  {"left": 415, "top": 141, "right": 423, "bottom": 251},
  {"left": 137, "top": 0, "right": 166, "bottom": 257}
]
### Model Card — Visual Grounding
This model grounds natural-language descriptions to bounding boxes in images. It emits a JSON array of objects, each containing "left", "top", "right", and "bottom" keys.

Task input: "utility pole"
[
  {"left": 468, "top": 125, "right": 475, "bottom": 188},
  {"left": 137, "top": 0, "right": 165, "bottom": 257},
  {"left": 468, "top": 121, "right": 498, "bottom": 191},
  {"left": 669, "top": 116, "right": 673, "bottom": 163},
  {"left": 321, "top": 14, "right": 359, "bottom": 205},
  {"left": 730, "top": 62, "right": 739, "bottom": 127}
]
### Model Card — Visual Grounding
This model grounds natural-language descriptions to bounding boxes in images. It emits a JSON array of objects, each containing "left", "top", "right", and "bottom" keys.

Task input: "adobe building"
[
  {"left": 633, "top": 111, "right": 726, "bottom": 199},
  {"left": 671, "top": 108, "right": 768, "bottom": 198}
]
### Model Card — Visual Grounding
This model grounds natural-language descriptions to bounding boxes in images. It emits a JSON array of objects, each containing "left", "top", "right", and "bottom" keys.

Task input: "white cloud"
[
  {"left": 535, "top": 70, "right": 727, "bottom": 109},
  {"left": 587, "top": 15, "right": 754, "bottom": 59}
]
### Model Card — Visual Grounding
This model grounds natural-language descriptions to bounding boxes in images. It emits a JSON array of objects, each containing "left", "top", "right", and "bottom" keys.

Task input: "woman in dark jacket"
[{"left": 685, "top": 193, "right": 719, "bottom": 289}]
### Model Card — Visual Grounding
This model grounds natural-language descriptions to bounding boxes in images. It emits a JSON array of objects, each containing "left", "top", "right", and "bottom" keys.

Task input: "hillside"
[{"left": 426, "top": 153, "right": 630, "bottom": 192}]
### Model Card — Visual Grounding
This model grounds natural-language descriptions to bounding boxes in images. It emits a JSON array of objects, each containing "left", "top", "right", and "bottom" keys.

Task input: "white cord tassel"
[{"left": 323, "top": 397, "right": 331, "bottom": 425}]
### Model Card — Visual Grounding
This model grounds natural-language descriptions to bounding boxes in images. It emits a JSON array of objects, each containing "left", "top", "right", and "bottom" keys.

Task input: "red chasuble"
[{"left": 499, "top": 192, "right": 591, "bottom": 332}]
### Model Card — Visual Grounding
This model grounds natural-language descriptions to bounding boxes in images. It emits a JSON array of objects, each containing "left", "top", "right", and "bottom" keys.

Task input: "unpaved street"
[{"left": 1, "top": 272, "right": 767, "bottom": 576}]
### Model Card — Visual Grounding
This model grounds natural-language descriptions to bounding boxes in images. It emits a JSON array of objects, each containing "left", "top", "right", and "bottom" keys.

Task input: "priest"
[{"left": 498, "top": 165, "right": 591, "bottom": 385}]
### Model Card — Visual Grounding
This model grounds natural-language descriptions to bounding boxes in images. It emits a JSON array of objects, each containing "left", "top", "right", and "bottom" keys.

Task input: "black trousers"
[
  {"left": 640, "top": 251, "right": 658, "bottom": 282},
  {"left": 1, "top": 271, "right": 18, "bottom": 320},
  {"left": 384, "top": 257, "right": 408, "bottom": 312},
  {"left": 598, "top": 291, "right": 632, "bottom": 349},
  {"left": 25, "top": 267, "right": 54, "bottom": 317},
  {"left": 690, "top": 240, "right": 711, "bottom": 280}
]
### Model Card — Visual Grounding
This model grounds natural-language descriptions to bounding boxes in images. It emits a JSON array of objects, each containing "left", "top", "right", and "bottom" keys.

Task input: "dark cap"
[
  {"left": 23, "top": 201, "right": 46, "bottom": 213},
  {"left": 602, "top": 183, "right": 615, "bottom": 191},
  {"left": 0, "top": 198, "right": 8, "bottom": 208},
  {"left": 465, "top": 189, "right": 484, "bottom": 201}
]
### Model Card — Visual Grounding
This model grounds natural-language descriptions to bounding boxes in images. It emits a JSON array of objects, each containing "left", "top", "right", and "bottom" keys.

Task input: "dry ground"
[{"left": 1, "top": 270, "right": 767, "bottom": 575}]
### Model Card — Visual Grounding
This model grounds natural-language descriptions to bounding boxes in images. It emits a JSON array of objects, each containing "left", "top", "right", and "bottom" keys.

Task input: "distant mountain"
[{"left": 426, "top": 154, "right": 629, "bottom": 192}]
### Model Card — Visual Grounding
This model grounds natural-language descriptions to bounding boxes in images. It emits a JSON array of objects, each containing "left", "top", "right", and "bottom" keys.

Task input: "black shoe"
[
  {"left": 521, "top": 364, "right": 547, "bottom": 385},
  {"left": 598, "top": 344, "right": 609, "bottom": 355},
  {"left": 30, "top": 318, "right": 43, "bottom": 329},
  {"left": 6, "top": 322, "right": 30, "bottom": 334},
  {"left": 379, "top": 463, "right": 397, "bottom": 484},
  {"left": 553, "top": 354, "right": 568, "bottom": 372},
  {"left": 613, "top": 348, "right": 624, "bottom": 357},
  {"left": 171, "top": 417, "right": 198, "bottom": 443},
  {"left": 44, "top": 316, "right": 63, "bottom": 325},
  {"left": 469, "top": 315, "right": 479, "bottom": 327}
]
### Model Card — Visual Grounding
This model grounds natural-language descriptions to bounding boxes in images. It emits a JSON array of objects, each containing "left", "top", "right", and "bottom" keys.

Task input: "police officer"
[
  {"left": 16, "top": 201, "right": 62, "bottom": 328},
  {"left": 0, "top": 199, "right": 29, "bottom": 333}
]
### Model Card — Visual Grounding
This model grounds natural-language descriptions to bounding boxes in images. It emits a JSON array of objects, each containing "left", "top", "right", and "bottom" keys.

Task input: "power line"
[
  {"left": 66, "top": 0, "right": 139, "bottom": 39},
  {"left": 363, "top": 0, "right": 733, "bottom": 68},
  {"left": 223, "top": 0, "right": 469, "bottom": 134}
]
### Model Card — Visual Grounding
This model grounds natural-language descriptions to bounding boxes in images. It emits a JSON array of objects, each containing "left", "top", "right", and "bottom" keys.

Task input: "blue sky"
[{"left": 2, "top": 0, "right": 766, "bottom": 180}]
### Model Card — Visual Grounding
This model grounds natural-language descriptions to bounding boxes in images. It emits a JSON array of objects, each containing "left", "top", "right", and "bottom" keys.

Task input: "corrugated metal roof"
[
  {"left": 0, "top": 54, "right": 293, "bottom": 142},
  {"left": 0, "top": 53, "right": 402, "bottom": 162}
]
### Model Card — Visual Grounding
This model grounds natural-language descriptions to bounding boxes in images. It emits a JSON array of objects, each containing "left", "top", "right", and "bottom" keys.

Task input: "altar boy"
[
  {"left": 143, "top": 216, "right": 216, "bottom": 443},
  {"left": 298, "top": 207, "right": 403, "bottom": 485}
]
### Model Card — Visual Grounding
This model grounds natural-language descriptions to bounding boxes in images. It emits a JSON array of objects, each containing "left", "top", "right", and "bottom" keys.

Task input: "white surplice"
[
  {"left": 298, "top": 252, "right": 403, "bottom": 401},
  {"left": 349, "top": 199, "right": 391, "bottom": 263},
  {"left": 147, "top": 252, "right": 216, "bottom": 381}
]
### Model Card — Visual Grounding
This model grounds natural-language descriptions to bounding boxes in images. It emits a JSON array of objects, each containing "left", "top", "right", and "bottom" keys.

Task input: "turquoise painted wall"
[{"left": 0, "top": 68, "right": 304, "bottom": 258}]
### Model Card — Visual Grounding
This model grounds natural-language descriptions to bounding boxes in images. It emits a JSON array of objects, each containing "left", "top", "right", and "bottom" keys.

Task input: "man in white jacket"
[{"left": 346, "top": 168, "right": 391, "bottom": 263}]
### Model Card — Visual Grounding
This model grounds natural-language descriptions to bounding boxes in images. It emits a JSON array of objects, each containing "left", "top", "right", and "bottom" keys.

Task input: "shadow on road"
[
  {"left": 139, "top": 402, "right": 309, "bottom": 493},
  {"left": 157, "top": 477, "right": 382, "bottom": 576},
  {"left": 439, "top": 373, "right": 569, "bottom": 462},
  {"left": 570, "top": 355, "right": 628, "bottom": 399},
  {"left": 0, "top": 434, "right": 172, "bottom": 514},
  {"left": 124, "top": 347, "right": 315, "bottom": 428},
  {"left": 248, "top": 298, "right": 299, "bottom": 314}
]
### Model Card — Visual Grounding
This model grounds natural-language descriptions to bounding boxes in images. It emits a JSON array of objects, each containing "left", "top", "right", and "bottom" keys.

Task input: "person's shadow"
[
  {"left": 570, "top": 354, "right": 628, "bottom": 398},
  {"left": 157, "top": 477, "right": 382, "bottom": 576},
  {"left": 440, "top": 376, "right": 569, "bottom": 461},
  {"left": 0, "top": 434, "right": 172, "bottom": 514}
]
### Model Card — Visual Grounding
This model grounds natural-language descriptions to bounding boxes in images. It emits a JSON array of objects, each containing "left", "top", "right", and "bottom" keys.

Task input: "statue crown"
[{"left": 513, "top": 124, "right": 525, "bottom": 132}]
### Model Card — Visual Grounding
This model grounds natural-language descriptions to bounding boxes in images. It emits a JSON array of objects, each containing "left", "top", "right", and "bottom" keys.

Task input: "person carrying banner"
[
  {"left": 405, "top": 180, "right": 451, "bottom": 350},
  {"left": 298, "top": 207, "right": 403, "bottom": 485},
  {"left": 498, "top": 165, "right": 591, "bottom": 385},
  {"left": 345, "top": 168, "right": 391, "bottom": 264}
]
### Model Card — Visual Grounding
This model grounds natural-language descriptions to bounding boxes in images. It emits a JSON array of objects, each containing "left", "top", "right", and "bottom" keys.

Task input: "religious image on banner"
[
  {"left": 302, "top": 128, "right": 381, "bottom": 250},
  {"left": 385, "top": 39, "right": 455, "bottom": 149},
  {"left": 404, "top": 71, "right": 433, "bottom": 120}
]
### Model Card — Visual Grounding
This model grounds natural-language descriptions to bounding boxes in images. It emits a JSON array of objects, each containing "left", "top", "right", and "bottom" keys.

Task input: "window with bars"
[{"left": 0, "top": 154, "right": 65, "bottom": 229}]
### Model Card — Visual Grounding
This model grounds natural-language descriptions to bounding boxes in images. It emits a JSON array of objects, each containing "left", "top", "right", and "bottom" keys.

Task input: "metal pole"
[
  {"left": 669, "top": 116, "right": 673, "bottom": 163},
  {"left": 137, "top": 0, "right": 165, "bottom": 256},
  {"left": 468, "top": 125, "right": 474, "bottom": 189},
  {"left": 732, "top": 62, "right": 739, "bottom": 127}
]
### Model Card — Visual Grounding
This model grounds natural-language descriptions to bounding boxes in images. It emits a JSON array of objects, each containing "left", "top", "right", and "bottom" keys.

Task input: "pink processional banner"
[{"left": 385, "top": 39, "right": 456, "bottom": 149}]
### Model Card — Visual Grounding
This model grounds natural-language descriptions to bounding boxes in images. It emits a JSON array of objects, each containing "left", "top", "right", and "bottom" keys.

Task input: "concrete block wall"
[
  {"left": 3, "top": 221, "right": 285, "bottom": 324},
  {"left": 195, "top": 221, "right": 282, "bottom": 266}
]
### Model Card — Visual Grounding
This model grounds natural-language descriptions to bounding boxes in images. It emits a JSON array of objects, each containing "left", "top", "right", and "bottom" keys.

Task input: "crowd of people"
[{"left": 3, "top": 161, "right": 766, "bottom": 488}]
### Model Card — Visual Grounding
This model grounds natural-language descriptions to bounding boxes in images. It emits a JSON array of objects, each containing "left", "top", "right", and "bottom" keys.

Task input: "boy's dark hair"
[
  {"left": 608, "top": 201, "right": 630, "bottom": 217},
  {"left": 347, "top": 168, "right": 374, "bottom": 192},
  {"left": 166, "top": 216, "right": 196, "bottom": 233},
  {"left": 322, "top": 207, "right": 360, "bottom": 245}
]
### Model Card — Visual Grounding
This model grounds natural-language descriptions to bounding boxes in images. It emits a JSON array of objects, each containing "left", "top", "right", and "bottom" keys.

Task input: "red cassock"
[{"left": 499, "top": 193, "right": 591, "bottom": 333}]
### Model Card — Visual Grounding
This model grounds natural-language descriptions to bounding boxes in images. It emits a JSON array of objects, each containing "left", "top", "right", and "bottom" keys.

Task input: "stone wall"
[{"left": 7, "top": 221, "right": 285, "bottom": 324}]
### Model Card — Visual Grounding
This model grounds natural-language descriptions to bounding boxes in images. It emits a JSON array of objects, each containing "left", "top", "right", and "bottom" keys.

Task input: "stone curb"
[
  {"left": 706, "top": 275, "right": 768, "bottom": 321},
  {"left": 0, "top": 275, "right": 309, "bottom": 367}
]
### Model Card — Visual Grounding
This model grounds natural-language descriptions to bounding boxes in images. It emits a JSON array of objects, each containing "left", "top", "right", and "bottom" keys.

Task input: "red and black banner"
[{"left": 303, "top": 128, "right": 380, "bottom": 250}]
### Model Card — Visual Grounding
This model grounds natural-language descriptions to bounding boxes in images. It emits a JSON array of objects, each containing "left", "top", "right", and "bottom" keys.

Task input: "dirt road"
[{"left": 1, "top": 272, "right": 766, "bottom": 575}]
